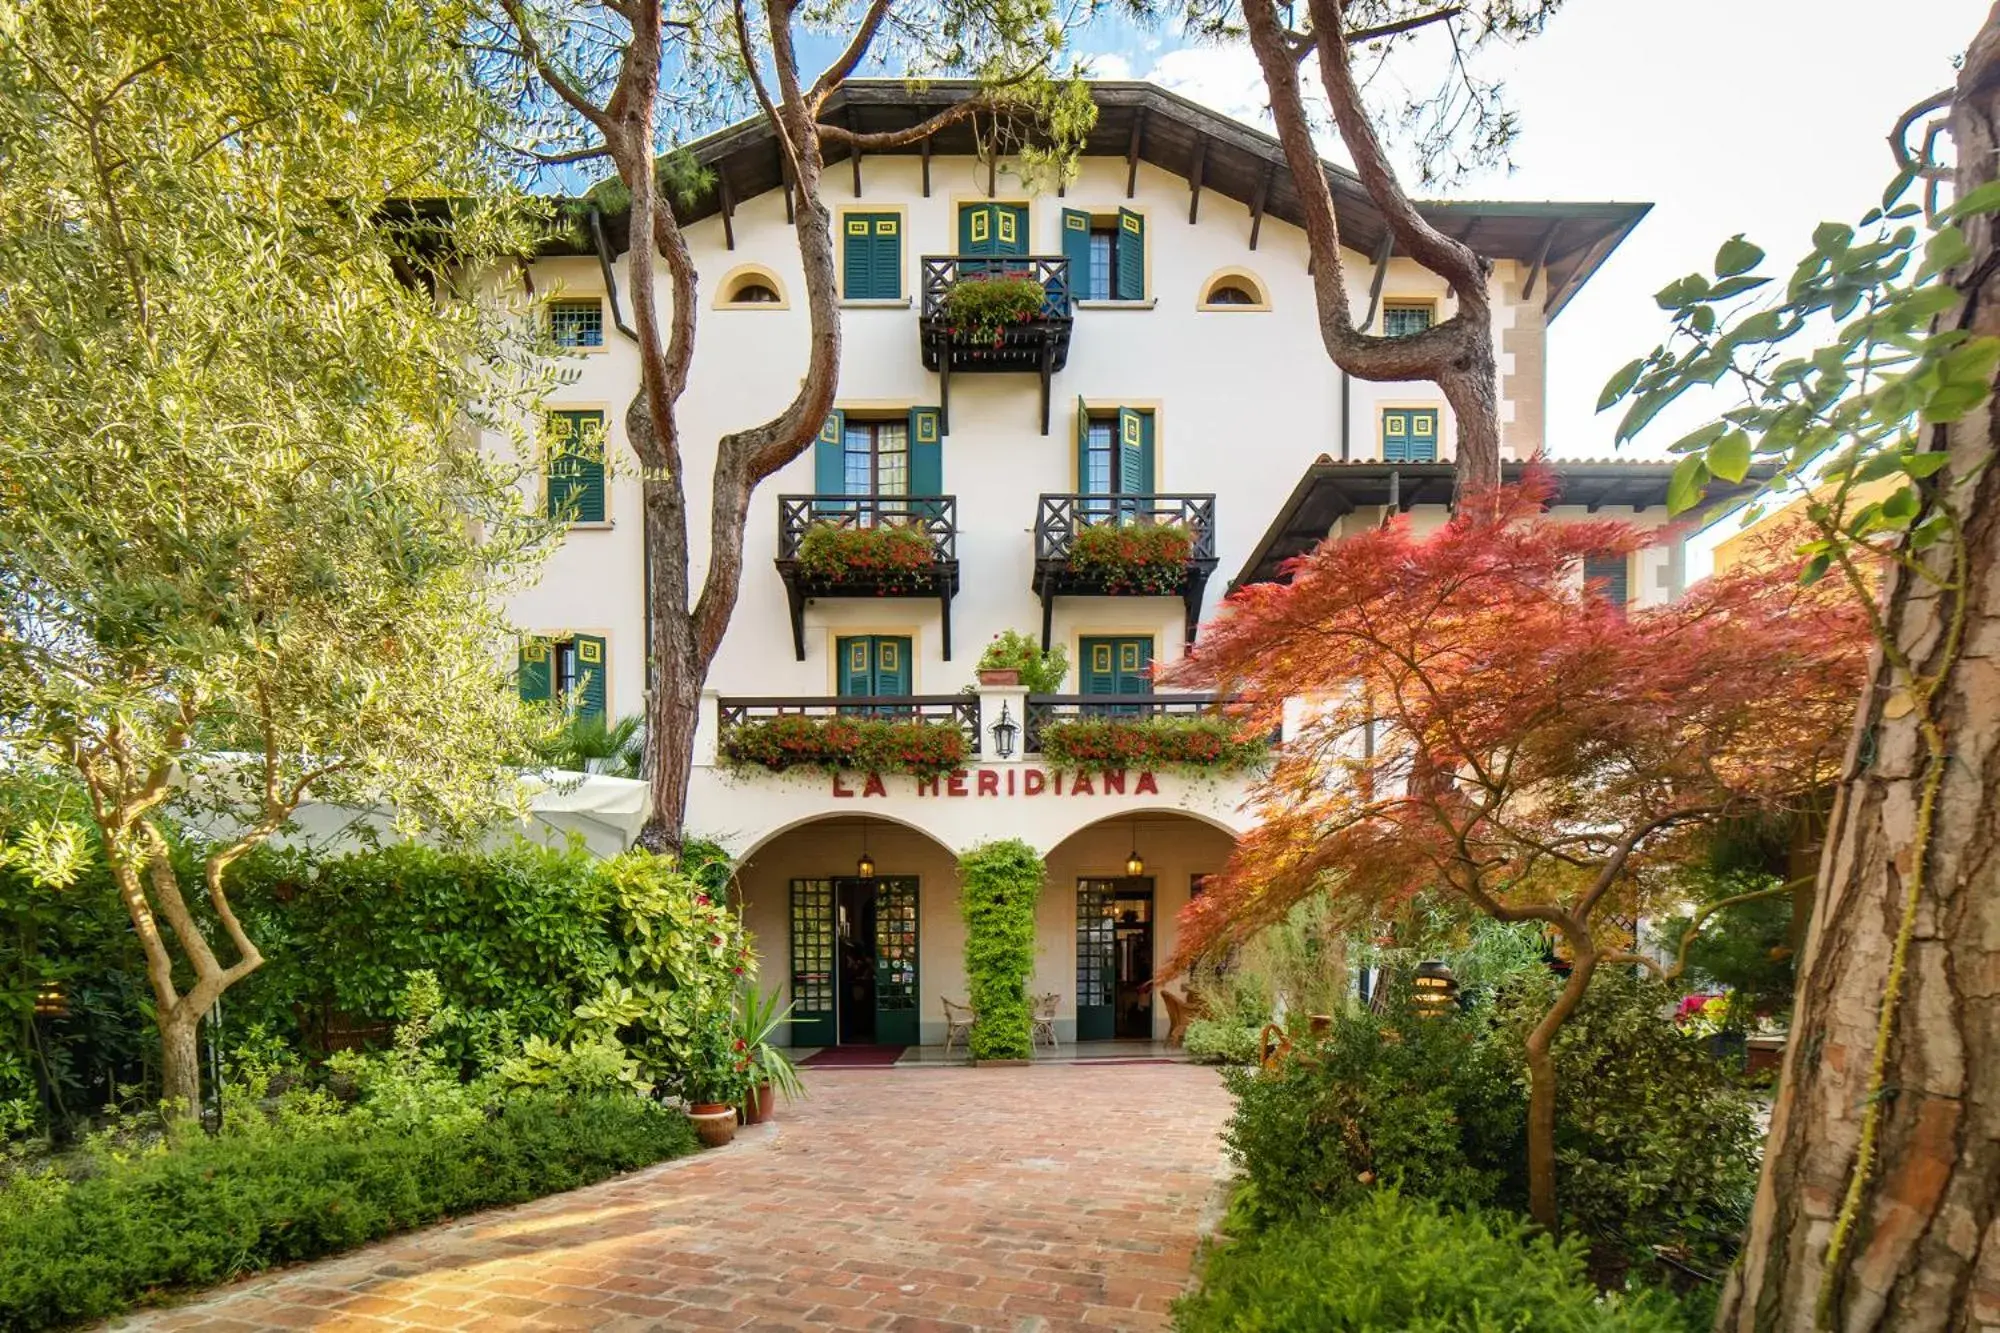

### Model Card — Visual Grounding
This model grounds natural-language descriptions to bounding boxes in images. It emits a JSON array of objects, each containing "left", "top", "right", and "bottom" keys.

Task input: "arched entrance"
[
  {"left": 1042, "top": 811, "right": 1239, "bottom": 1043},
  {"left": 737, "top": 814, "right": 959, "bottom": 1051}
]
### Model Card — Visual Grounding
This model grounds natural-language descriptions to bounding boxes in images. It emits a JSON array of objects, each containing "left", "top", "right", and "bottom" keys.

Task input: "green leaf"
[
  {"left": 1666, "top": 421, "right": 1727, "bottom": 455},
  {"left": 1879, "top": 484, "right": 1920, "bottom": 523},
  {"left": 1949, "top": 178, "right": 2000, "bottom": 219},
  {"left": 1707, "top": 431, "right": 1751, "bottom": 483},
  {"left": 1705, "top": 275, "right": 1772, "bottom": 302},
  {"left": 1882, "top": 166, "right": 1918, "bottom": 212},
  {"left": 1800, "top": 552, "right": 1832, "bottom": 586},
  {"left": 1597, "top": 358, "right": 1646, "bottom": 411},
  {"left": 1655, "top": 273, "right": 1712, "bottom": 310},
  {"left": 1813, "top": 222, "right": 1856, "bottom": 256},
  {"left": 1901, "top": 452, "right": 1951, "bottom": 479},
  {"left": 1714, "top": 235, "right": 1764, "bottom": 278},
  {"left": 1853, "top": 450, "right": 1906, "bottom": 483},
  {"left": 1667, "top": 455, "right": 1711, "bottom": 515},
  {"left": 1922, "top": 226, "right": 1973, "bottom": 276}
]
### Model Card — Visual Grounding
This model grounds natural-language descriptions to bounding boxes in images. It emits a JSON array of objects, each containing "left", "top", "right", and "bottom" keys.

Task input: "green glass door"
[
  {"left": 790, "top": 879, "right": 836, "bottom": 1047},
  {"left": 873, "top": 877, "right": 920, "bottom": 1045},
  {"left": 1076, "top": 879, "right": 1117, "bottom": 1041}
]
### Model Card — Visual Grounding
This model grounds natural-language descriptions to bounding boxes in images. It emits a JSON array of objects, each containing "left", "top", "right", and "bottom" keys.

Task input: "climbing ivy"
[{"left": 957, "top": 840, "right": 1045, "bottom": 1061}]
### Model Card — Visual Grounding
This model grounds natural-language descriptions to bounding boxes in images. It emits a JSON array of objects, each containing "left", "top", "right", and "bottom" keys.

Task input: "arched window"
[
  {"left": 1198, "top": 270, "right": 1268, "bottom": 310},
  {"left": 715, "top": 266, "right": 789, "bottom": 309}
]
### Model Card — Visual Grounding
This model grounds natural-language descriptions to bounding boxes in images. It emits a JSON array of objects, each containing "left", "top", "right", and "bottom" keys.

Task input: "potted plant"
[
  {"left": 681, "top": 1013, "right": 751, "bottom": 1147},
  {"left": 795, "top": 521, "right": 938, "bottom": 593},
  {"left": 1067, "top": 522, "right": 1196, "bottom": 595},
  {"left": 938, "top": 275, "right": 1049, "bottom": 347},
  {"left": 975, "top": 630, "right": 1069, "bottom": 692},
  {"left": 735, "top": 985, "right": 806, "bottom": 1124}
]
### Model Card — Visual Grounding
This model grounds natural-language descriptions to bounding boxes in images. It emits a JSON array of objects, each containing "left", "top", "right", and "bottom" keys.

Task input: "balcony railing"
[
  {"left": 1030, "top": 493, "right": 1221, "bottom": 649},
  {"left": 718, "top": 695, "right": 983, "bottom": 755},
  {"left": 1023, "top": 693, "right": 1241, "bottom": 754},
  {"left": 918, "top": 255, "right": 1074, "bottom": 435},
  {"left": 774, "top": 493, "right": 960, "bottom": 663}
]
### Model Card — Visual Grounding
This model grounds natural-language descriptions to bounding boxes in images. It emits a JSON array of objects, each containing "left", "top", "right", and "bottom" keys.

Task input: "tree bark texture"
[{"left": 1719, "top": 15, "right": 2000, "bottom": 1326}]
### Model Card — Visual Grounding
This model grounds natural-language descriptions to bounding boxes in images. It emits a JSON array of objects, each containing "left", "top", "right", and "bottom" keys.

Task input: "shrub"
[
  {"left": 718, "top": 713, "right": 970, "bottom": 780},
  {"left": 1174, "top": 1190, "right": 1688, "bottom": 1332},
  {"left": 1493, "top": 970, "right": 1762, "bottom": 1281},
  {"left": 1182, "top": 1019, "right": 1261, "bottom": 1066},
  {"left": 0, "top": 1092, "right": 693, "bottom": 1331},
  {"left": 1220, "top": 1003, "right": 1523, "bottom": 1229},
  {"left": 958, "top": 839, "right": 1044, "bottom": 1060},
  {"left": 1067, "top": 522, "right": 1194, "bottom": 594},
  {"left": 795, "top": 522, "right": 938, "bottom": 593},
  {"left": 938, "top": 275, "right": 1048, "bottom": 344},
  {"left": 1038, "top": 715, "right": 1267, "bottom": 774},
  {"left": 975, "top": 629, "right": 1068, "bottom": 693}
]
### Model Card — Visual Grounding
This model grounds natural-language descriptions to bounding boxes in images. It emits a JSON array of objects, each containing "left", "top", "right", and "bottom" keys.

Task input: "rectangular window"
[
  {"left": 549, "top": 298, "right": 604, "bottom": 349},
  {"left": 1087, "top": 229, "right": 1115, "bottom": 301},
  {"left": 1382, "top": 301, "right": 1434, "bottom": 338},
  {"left": 1381, "top": 407, "right": 1439, "bottom": 463},
  {"left": 1084, "top": 419, "right": 1116, "bottom": 495},
  {"left": 842, "top": 212, "right": 902, "bottom": 299},
  {"left": 842, "top": 419, "right": 909, "bottom": 498},
  {"left": 1062, "top": 207, "right": 1145, "bottom": 302},
  {"left": 518, "top": 635, "right": 607, "bottom": 721},
  {"left": 545, "top": 409, "right": 607, "bottom": 523},
  {"left": 1584, "top": 554, "right": 1631, "bottom": 609},
  {"left": 837, "top": 635, "right": 914, "bottom": 706}
]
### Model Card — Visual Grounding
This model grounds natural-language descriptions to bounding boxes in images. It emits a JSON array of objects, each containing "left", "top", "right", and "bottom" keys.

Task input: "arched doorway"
[
  {"left": 736, "top": 814, "right": 958, "bottom": 1050},
  {"left": 1042, "top": 812, "right": 1239, "bottom": 1043}
]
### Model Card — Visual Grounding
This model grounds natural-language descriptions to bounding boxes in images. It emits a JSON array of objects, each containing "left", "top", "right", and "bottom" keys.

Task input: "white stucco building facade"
[{"left": 500, "top": 82, "right": 1697, "bottom": 1047}]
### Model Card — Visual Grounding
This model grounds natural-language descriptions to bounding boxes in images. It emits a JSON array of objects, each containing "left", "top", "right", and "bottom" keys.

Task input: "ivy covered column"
[{"left": 957, "top": 840, "right": 1046, "bottom": 1061}]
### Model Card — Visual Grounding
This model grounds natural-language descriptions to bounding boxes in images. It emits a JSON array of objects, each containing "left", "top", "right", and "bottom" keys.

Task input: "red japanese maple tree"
[{"left": 1166, "top": 477, "right": 1868, "bottom": 1229}]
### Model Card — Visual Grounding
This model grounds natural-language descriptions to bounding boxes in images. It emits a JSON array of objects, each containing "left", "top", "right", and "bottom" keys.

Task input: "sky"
[{"left": 1064, "top": 0, "right": 1983, "bottom": 462}]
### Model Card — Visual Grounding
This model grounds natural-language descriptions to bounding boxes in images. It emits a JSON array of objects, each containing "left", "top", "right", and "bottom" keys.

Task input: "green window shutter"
[
  {"left": 546, "top": 410, "right": 605, "bottom": 523},
  {"left": 842, "top": 216, "right": 873, "bottom": 298},
  {"left": 1382, "top": 410, "right": 1411, "bottom": 463},
  {"left": 871, "top": 216, "right": 901, "bottom": 298},
  {"left": 837, "top": 636, "right": 873, "bottom": 698},
  {"left": 1117, "top": 407, "right": 1147, "bottom": 495},
  {"left": 1080, "top": 638, "right": 1118, "bottom": 696},
  {"left": 1115, "top": 208, "right": 1145, "bottom": 301},
  {"left": 1122, "top": 637, "right": 1154, "bottom": 694},
  {"left": 814, "top": 410, "right": 846, "bottom": 494},
  {"left": 1585, "top": 555, "right": 1630, "bottom": 607},
  {"left": 997, "top": 204, "right": 1028, "bottom": 257},
  {"left": 959, "top": 203, "right": 992, "bottom": 256},
  {"left": 573, "top": 634, "right": 608, "bottom": 721},
  {"left": 1060, "top": 209, "right": 1092, "bottom": 307},
  {"left": 908, "top": 407, "right": 942, "bottom": 498},
  {"left": 1074, "top": 396, "right": 1091, "bottom": 491},
  {"left": 874, "top": 636, "right": 911, "bottom": 695},
  {"left": 518, "top": 638, "right": 552, "bottom": 705}
]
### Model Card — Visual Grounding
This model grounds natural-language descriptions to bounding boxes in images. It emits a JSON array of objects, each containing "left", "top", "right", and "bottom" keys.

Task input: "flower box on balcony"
[
  {"left": 937, "top": 276, "right": 1050, "bottom": 347},
  {"left": 719, "top": 713, "right": 969, "bottom": 780},
  {"left": 1066, "top": 522, "right": 1196, "bottom": 596},
  {"left": 794, "top": 522, "right": 938, "bottom": 594},
  {"left": 1036, "top": 715, "right": 1267, "bottom": 775}
]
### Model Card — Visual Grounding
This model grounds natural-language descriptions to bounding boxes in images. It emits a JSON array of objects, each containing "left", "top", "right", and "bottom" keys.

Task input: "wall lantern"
[
  {"left": 1412, "top": 959, "right": 1459, "bottom": 1017},
  {"left": 33, "top": 980, "right": 68, "bottom": 1019},
  {"left": 856, "top": 822, "right": 875, "bottom": 880},
  {"left": 1125, "top": 817, "right": 1145, "bottom": 878},
  {"left": 989, "top": 702, "right": 1018, "bottom": 760}
]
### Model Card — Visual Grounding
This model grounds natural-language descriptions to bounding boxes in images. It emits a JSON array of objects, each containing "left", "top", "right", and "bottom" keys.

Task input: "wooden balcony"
[
  {"left": 775, "top": 494, "right": 959, "bottom": 661},
  {"left": 918, "top": 255, "right": 1074, "bottom": 435},
  {"left": 1030, "top": 493, "right": 1220, "bottom": 649},
  {"left": 1022, "top": 693, "right": 1240, "bottom": 754},
  {"left": 718, "top": 695, "right": 983, "bottom": 756}
]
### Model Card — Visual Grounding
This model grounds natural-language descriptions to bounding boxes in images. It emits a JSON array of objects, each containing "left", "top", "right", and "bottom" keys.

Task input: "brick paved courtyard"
[{"left": 111, "top": 1062, "right": 1232, "bottom": 1333}]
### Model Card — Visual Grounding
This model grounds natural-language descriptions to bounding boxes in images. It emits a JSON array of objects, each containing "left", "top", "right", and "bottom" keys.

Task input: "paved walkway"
[{"left": 114, "top": 1062, "right": 1232, "bottom": 1333}]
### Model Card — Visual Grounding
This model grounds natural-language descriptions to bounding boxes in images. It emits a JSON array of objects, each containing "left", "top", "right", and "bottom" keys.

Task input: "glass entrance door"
[
  {"left": 1077, "top": 878, "right": 1155, "bottom": 1040},
  {"left": 795, "top": 875, "right": 920, "bottom": 1047}
]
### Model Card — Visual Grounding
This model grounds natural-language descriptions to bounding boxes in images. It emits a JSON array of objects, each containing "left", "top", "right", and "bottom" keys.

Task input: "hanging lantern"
[
  {"left": 989, "top": 702, "right": 1018, "bottom": 760},
  {"left": 1411, "top": 959, "right": 1459, "bottom": 1017},
  {"left": 856, "top": 823, "right": 875, "bottom": 880},
  {"left": 33, "top": 980, "right": 68, "bottom": 1018},
  {"left": 1125, "top": 816, "right": 1145, "bottom": 877}
]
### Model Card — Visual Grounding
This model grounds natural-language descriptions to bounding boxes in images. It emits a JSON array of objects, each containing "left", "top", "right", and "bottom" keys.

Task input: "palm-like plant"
[
  {"left": 530, "top": 712, "right": 645, "bottom": 778},
  {"left": 735, "top": 985, "right": 806, "bottom": 1106}
]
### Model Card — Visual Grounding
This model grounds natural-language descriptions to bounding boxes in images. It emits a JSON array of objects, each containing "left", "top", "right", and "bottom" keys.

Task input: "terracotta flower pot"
[
  {"left": 741, "top": 1082, "right": 776, "bottom": 1125},
  {"left": 977, "top": 667, "right": 1021, "bottom": 686},
  {"left": 687, "top": 1105, "right": 737, "bottom": 1148}
]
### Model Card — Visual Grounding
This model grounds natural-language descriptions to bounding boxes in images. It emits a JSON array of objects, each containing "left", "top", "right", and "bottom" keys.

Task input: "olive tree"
[{"left": 0, "top": 0, "right": 555, "bottom": 1119}]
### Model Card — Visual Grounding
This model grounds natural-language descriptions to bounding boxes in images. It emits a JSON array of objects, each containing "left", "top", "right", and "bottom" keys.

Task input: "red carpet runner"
[{"left": 798, "top": 1045, "right": 906, "bottom": 1068}]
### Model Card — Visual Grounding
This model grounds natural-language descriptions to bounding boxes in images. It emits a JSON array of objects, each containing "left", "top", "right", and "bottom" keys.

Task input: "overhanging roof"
[
  {"left": 563, "top": 80, "right": 1649, "bottom": 323},
  {"left": 1233, "top": 458, "right": 1775, "bottom": 589}
]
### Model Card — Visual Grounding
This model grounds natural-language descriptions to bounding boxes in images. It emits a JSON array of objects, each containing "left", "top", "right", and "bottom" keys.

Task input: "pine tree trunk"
[
  {"left": 1718, "top": 17, "right": 2000, "bottom": 1326},
  {"left": 635, "top": 462, "right": 699, "bottom": 854}
]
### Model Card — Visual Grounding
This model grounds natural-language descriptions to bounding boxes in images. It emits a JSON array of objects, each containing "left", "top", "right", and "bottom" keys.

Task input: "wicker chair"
[
  {"left": 942, "top": 997, "right": 976, "bottom": 1058},
  {"left": 1161, "top": 988, "right": 1206, "bottom": 1047},
  {"left": 1030, "top": 992, "right": 1060, "bottom": 1051}
]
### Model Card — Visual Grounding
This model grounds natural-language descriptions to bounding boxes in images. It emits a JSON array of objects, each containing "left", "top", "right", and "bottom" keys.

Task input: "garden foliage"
[
  {"left": 957, "top": 840, "right": 1045, "bottom": 1060},
  {"left": 1181, "top": 1019, "right": 1261, "bottom": 1066},
  {"left": 1037, "top": 715, "right": 1266, "bottom": 775},
  {"left": 938, "top": 276, "right": 1050, "bottom": 345},
  {"left": 1067, "top": 522, "right": 1195, "bottom": 594},
  {"left": 975, "top": 630, "right": 1069, "bottom": 693},
  {"left": 719, "top": 714, "right": 970, "bottom": 780},
  {"left": 1174, "top": 1190, "right": 1688, "bottom": 1333},
  {"left": 796, "top": 523, "right": 939, "bottom": 592}
]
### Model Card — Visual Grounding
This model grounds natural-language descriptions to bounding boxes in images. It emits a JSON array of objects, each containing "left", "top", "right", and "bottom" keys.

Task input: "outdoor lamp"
[
  {"left": 1412, "top": 959, "right": 1459, "bottom": 1017},
  {"left": 1125, "top": 817, "right": 1145, "bottom": 877},
  {"left": 989, "top": 702, "right": 1018, "bottom": 759},
  {"left": 33, "top": 980, "right": 68, "bottom": 1019},
  {"left": 856, "top": 824, "right": 875, "bottom": 880}
]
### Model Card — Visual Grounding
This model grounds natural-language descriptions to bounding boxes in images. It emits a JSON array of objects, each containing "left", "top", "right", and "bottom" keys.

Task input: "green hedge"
[
  {"left": 0, "top": 1092, "right": 694, "bottom": 1331},
  {"left": 1182, "top": 1019, "right": 1261, "bottom": 1066},
  {"left": 958, "top": 839, "right": 1044, "bottom": 1060},
  {"left": 1174, "top": 1190, "right": 1690, "bottom": 1333}
]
